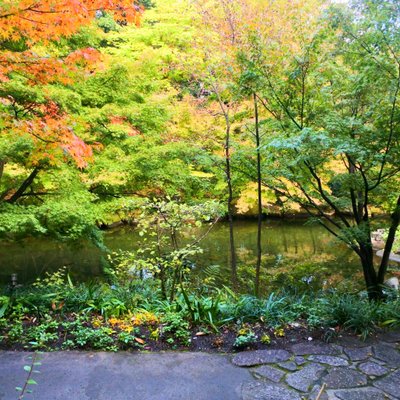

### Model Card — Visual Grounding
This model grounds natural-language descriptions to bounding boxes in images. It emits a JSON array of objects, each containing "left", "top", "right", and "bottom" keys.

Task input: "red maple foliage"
[{"left": 0, "top": 1, "right": 142, "bottom": 169}]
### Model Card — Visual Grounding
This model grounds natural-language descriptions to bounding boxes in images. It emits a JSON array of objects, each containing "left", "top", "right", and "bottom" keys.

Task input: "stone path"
[
  {"left": 234, "top": 331, "right": 400, "bottom": 400},
  {"left": 0, "top": 331, "right": 399, "bottom": 399}
]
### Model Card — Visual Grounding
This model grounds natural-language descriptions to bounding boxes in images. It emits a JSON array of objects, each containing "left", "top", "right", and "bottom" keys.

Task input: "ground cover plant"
[{"left": 1, "top": 267, "right": 399, "bottom": 352}]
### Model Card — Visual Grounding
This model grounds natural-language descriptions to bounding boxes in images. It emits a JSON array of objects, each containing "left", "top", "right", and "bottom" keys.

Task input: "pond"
[{"left": 0, "top": 219, "right": 364, "bottom": 289}]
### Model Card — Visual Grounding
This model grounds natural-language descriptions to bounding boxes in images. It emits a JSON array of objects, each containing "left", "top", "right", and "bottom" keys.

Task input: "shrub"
[{"left": 161, "top": 312, "right": 190, "bottom": 345}]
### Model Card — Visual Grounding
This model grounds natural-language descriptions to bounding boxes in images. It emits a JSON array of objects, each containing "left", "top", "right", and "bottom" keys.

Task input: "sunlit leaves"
[{"left": 0, "top": 1, "right": 142, "bottom": 43}]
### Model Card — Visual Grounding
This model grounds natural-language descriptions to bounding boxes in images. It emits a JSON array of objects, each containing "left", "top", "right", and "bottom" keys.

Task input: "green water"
[{"left": 0, "top": 219, "right": 361, "bottom": 286}]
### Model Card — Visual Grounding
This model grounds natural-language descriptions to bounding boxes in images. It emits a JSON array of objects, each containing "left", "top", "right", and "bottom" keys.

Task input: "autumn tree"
[
  {"left": 0, "top": 1, "right": 141, "bottom": 240},
  {"left": 239, "top": 0, "right": 400, "bottom": 299},
  {"left": 193, "top": 0, "right": 255, "bottom": 289},
  {"left": 194, "top": 0, "right": 326, "bottom": 294},
  {"left": 234, "top": 0, "right": 325, "bottom": 294}
]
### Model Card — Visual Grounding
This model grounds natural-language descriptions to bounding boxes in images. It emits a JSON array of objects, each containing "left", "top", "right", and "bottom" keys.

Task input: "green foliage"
[
  {"left": 0, "top": 135, "right": 34, "bottom": 165},
  {"left": 79, "top": 65, "right": 131, "bottom": 108},
  {"left": 382, "top": 228, "right": 400, "bottom": 254},
  {"left": 306, "top": 293, "right": 400, "bottom": 340},
  {"left": 379, "top": 302, "right": 400, "bottom": 329},
  {"left": 161, "top": 312, "right": 190, "bottom": 346},
  {"left": 70, "top": 325, "right": 117, "bottom": 351},
  {"left": 177, "top": 288, "right": 228, "bottom": 331},
  {"left": 1, "top": 277, "right": 400, "bottom": 350},
  {"left": 118, "top": 330, "right": 138, "bottom": 345},
  {"left": 0, "top": 296, "right": 10, "bottom": 318},
  {"left": 322, "top": 294, "right": 379, "bottom": 340},
  {"left": 108, "top": 199, "right": 224, "bottom": 300},
  {"left": 0, "top": 191, "right": 103, "bottom": 245},
  {"left": 0, "top": 0, "right": 221, "bottom": 246},
  {"left": 45, "top": 85, "right": 82, "bottom": 113},
  {"left": 7, "top": 321, "right": 24, "bottom": 341},
  {"left": 25, "top": 320, "right": 59, "bottom": 349},
  {"left": 96, "top": 13, "right": 121, "bottom": 33},
  {"left": 0, "top": 79, "right": 45, "bottom": 106},
  {"left": 267, "top": 262, "right": 331, "bottom": 293},
  {"left": 234, "top": 330, "right": 257, "bottom": 349},
  {"left": 218, "top": 293, "right": 295, "bottom": 326},
  {"left": 233, "top": 0, "right": 400, "bottom": 295},
  {"left": 84, "top": 297, "right": 127, "bottom": 320}
]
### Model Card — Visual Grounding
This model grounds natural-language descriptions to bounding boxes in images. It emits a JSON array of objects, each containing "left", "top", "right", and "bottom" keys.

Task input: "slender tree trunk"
[
  {"left": 0, "top": 160, "right": 5, "bottom": 183},
  {"left": 159, "top": 264, "right": 167, "bottom": 300},
  {"left": 7, "top": 167, "right": 40, "bottom": 204},
  {"left": 156, "top": 218, "right": 167, "bottom": 300},
  {"left": 169, "top": 266, "right": 180, "bottom": 302},
  {"left": 210, "top": 80, "right": 238, "bottom": 290},
  {"left": 225, "top": 122, "right": 238, "bottom": 289},
  {"left": 378, "top": 195, "right": 400, "bottom": 284},
  {"left": 254, "top": 93, "right": 262, "bottom": 297},
  {"left": 0, "top": 160, "right": 6, "bottom": 202}
]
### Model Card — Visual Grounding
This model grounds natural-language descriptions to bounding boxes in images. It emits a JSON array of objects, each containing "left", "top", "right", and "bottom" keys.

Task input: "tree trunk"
[
  {"left": 159, "top": 264, "right": 167, "bottom": 300},
  {"left": 226, "top": 127, "right": 238, "bottom": 289},
  {"left": 358, "top": 244, "right": 382, "bottom": 300},
  {"left": 7, "top": 167, "right": 40, "bottom": 204},
  {"left": 210, "top": 81, "right": 238, "bottom": 290},
  {"left": 378, "top": 195, "right": 400, "bottom": 284},
  {"left": 254, "top": 93, "right": 262, "bottom": 297},
  {"left": 0, "top": 160, "right": 5, "bottom": 183}
]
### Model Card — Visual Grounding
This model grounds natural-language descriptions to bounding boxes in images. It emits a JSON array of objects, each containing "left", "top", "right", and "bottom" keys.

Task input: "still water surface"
[{"left": 0, "top": 220, "right": 360, "bottom": 285}]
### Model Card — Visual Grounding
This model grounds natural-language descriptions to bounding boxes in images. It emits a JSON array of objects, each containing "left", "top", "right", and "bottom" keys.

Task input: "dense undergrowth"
[{"left": 1, "top": 270, "right": 399, "bottom": 352}]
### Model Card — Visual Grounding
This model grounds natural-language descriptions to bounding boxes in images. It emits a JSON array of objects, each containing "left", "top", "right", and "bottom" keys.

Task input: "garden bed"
[{"left": 1, "top": 280, "right": 399, "bottom": 353}]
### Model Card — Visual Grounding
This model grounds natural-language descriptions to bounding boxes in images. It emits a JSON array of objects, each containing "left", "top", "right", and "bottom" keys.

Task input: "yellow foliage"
[
  {"left": 236, "top": 182, "right": 276, "bottom": 215},
  {"left": 149, "top": 327, "right": 160, "bottom": 340},
  {"left": 107, "top": 317, "right": 135, "bottom": 333},
  {"left": 274, "top": 328, "right": 285, "bottom": 337},
  {"left": 261, "top": 334, "right": 271, "bottom": 344},
  {"left": 189, "top": 165, "right": 214, "bottom": 178},
  {"left": 92, "top": 316, "right": 104, "bottom": 328},
  {"left": 130, "top": 311, "right": 159, "bottom": 326}
]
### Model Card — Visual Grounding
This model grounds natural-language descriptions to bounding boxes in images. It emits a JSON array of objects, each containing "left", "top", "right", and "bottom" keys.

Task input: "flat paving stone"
[
  {"left": 0, "top": 351, "right": 253, "bottom": 400},
  {"left": 308, "top": 355, "right": 349, "bottom": 366},
  {"left": 377, "top": 331, "right": 400, "bottom": 344},
  {"left": 324, "top": 367, "right": 368, "bottom": 389},
  {"left": 368, "top": 357, "right": 388, "bottom": 366},
  {"left": 241, "top": 382, "right": 301, "bottom": 400},
  {"left": 373, "top": 343, "right": 400, "bottom": 367},
  {"left": 232, "top": 350, "right": 291, "bottom": 367},
  {"left": 294, "top": 355, "right": 307, "bottom": 365},
  {"left": 333, "top": 387, "right": 387, "bottom": 400},
  {"left": 336, "top": 336, "right": 375, "bottom": 348},
  {"left": 344, "top": 346, "right": 372, "bottom": 361},
  {"left": 252, "top": 365, "right": 285, "bottom": 382},
  {"left": 285, "top": 363, "right": 326, "bottom": 392},
  {"left": 291, "top": 342, "right": 340, "bottom": 356},
  {"left": 373, "top": 369, "right": 400, "bottom": 398},
  {"left": 308, "top": 385, "right": 328, "bottom": 400},
  {"left": 278, "top": 361, "right": 298, "bottom": 371},
  {"left": 358, "top": 361, "right": 389, "bottom": 377}
]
